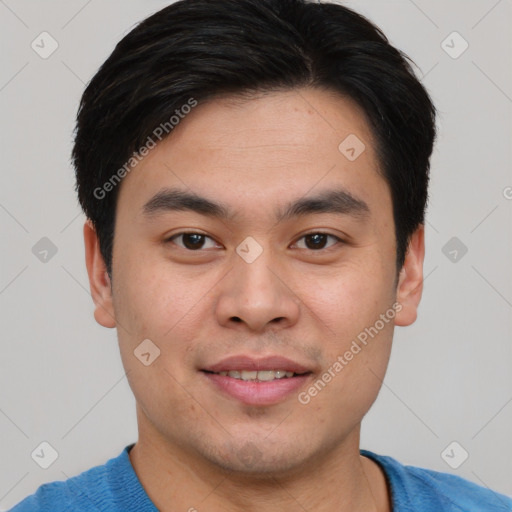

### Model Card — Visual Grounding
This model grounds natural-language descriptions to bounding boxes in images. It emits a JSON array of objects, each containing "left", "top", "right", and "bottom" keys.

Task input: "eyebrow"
[{"left": 142, "top": 186, "right": 370, "bottom": 223}]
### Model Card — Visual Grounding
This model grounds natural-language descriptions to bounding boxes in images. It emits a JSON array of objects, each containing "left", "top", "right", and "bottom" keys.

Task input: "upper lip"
[{"left": 202, "top": 355, "right": 313, "bottom": 374}]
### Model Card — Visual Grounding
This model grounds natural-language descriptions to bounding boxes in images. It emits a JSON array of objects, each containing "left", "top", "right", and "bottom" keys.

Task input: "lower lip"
[{"left": 202, "top": 372, "right": 312, "bottom": 406}]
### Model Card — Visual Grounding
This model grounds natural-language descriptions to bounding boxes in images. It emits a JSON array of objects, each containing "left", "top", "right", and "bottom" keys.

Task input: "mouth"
[
  {"left": 202, "top": 369, "right": 309, "bottom": 381},
  {"left": 200, "top": 355, "right": 314, "bottom": 406}
]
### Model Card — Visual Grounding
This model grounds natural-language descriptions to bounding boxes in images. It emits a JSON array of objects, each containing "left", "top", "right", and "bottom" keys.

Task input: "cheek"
[
  {"left": 112, "top": 261, "right": 209, "bottom": 416},
  {"left": 296, "top": 259, "right": 394, "bottom": 342},
  {"left": 112, "top": 255, "right": 220, "bottom": 386},
  {"left": 300, "top": 322, "right": 393, "bottom": 429},
  {"left": 113, "top": 249, "right": 204, "bottom": 334},
  {"left": 295, "top": 255, "right": 395, "bottom": 405}
]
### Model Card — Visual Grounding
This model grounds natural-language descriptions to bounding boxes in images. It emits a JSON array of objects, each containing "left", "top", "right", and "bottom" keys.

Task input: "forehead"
[
  {"left": 167, "top": 88, "right": 376, "bottom": 165},
  {"left": 116, "top": 87, "right": 391, "bottom": 222}
]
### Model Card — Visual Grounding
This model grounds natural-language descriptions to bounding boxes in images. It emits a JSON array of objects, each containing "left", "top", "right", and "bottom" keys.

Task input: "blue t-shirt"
[{"left": 9, "top": 444, "right": 512, "bottom": 511}]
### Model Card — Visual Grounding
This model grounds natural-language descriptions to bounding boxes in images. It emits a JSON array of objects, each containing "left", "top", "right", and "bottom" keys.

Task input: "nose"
[{"left": 215, "top": 245, "right": 300, "bottom": 333}]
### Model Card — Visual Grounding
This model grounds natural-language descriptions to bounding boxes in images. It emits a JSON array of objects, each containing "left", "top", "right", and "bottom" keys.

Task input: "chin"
[{"left": 205, "top": 439, "right": 311, "bottom": 477}]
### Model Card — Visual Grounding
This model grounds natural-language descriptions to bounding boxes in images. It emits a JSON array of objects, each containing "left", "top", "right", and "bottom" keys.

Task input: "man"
[{"left": 10, "top": 0, "right": 512, "bottom": 510}]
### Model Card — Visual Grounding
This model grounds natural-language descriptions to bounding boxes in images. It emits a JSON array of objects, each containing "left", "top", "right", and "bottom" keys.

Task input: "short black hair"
[{"left": 72, "top": 0, "right": 436, "bottom": 277}]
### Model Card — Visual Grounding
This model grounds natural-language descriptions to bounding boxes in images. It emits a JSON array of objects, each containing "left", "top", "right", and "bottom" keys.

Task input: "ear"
[
  {"left": 394, "top": 225, "right": 425, "bottom": 327},
  {"left": 83, "top": 219, "right": 116, "bottom": 328}
]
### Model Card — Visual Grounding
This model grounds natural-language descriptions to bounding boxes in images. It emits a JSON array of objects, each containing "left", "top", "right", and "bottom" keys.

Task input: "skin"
[{"left": 84, "top": 87, "right": 424, "bottom": 512}]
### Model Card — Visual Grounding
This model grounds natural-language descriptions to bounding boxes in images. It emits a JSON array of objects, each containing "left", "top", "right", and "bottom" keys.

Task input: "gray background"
[{"left": 1, "top": 0, "right": 511, "bottom": 508}]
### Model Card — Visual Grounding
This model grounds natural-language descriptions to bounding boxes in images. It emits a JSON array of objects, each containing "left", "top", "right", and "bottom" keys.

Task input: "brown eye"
[
  {"left": 294, "top": 233, "right": 341, "bottom": 251},
  {"left": 168, "top": 233, "right": 218, "bottom": 251}
]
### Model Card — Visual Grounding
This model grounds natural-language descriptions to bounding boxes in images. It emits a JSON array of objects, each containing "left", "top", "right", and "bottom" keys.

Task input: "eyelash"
[{"left": 165, "top": 231, "right": 344, "bottom": 252}]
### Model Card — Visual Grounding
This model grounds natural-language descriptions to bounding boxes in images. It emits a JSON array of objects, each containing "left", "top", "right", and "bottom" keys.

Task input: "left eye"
[{"left": 293, "top": 233, "right": 341, "bottom": 251}]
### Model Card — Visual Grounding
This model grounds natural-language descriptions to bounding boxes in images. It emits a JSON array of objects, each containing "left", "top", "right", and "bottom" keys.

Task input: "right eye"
[{"left": 166, "top": 232, "right": 220, "bottom": 251}]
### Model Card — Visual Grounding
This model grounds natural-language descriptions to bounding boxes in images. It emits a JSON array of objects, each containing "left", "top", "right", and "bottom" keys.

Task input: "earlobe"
[
  {"left": 394, "top": 225, "right": 425, "bottom": 327},
  {"left": 83, "top": 220, "right": 116, "bottom": 328}
]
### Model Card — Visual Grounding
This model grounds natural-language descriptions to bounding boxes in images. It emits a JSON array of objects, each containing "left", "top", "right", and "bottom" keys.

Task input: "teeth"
[
  {"left": 239, "top": 370, "right": 258, "bottom": 381},
  {"left": 255, "top": 371, "right": 276, "bottom": 381},
  {"left": 217, "top": 370, "right": 297, "bottom": 381}
]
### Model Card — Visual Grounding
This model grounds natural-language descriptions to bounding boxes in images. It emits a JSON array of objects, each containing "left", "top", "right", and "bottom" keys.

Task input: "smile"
[
  {"left": 210, "top": 369, "right": 297, "bottom": 381},
  {"left": 201, "top": 370, "right": 312, "bottom": 406}
]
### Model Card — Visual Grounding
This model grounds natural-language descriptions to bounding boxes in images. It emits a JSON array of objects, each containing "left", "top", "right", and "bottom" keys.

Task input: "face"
[{"left": 85, "top": 87, "right": 424, "bottom": 475}]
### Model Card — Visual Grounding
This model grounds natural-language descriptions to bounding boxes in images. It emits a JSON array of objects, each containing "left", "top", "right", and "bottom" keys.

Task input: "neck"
[{"left": 128, "top": 411, "right": 390, "bottom": 512}]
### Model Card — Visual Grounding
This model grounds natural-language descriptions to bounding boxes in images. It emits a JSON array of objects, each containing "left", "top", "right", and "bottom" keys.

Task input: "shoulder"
[
  {"left": 8, "top": 445, "right": 153, "bottom": 512},
  {"left": 7, "top": 478, "right": 86, "bottom": 512},
  {"left": 8, "top": 464, "right": 109, "bottom": 512},
  {"left": 361, "top": 450, "right": 512, "bottom": 512}
]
